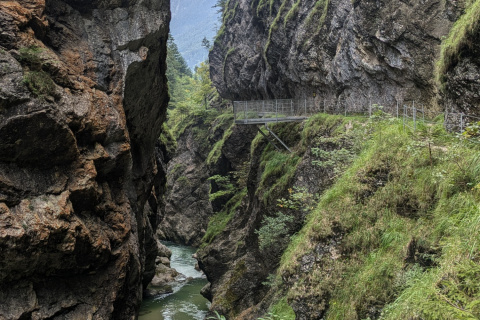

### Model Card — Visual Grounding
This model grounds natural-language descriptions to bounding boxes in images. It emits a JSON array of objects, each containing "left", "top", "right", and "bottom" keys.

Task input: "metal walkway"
[
  {"left": 233, "top": 99, "right": 316, "bottom": 124},
  {"left": 233, "top": 99, "right": 316, "bottom": 152}
]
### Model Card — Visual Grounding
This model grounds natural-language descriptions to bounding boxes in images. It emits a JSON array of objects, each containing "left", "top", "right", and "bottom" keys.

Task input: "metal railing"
[
  {"left": 233, "top": 99, "right": 315, "bottom": 124},
  {"left": 233, "top": 97, "right": 478, "bottom": 134}
]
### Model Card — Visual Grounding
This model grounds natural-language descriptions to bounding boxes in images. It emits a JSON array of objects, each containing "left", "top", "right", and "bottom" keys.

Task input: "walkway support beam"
[
  {"left": 265, "top": 123, "right": 292, "bottom": 153},
  {"left": 257, "top": 127, "right": 281, "bottom": 152}
]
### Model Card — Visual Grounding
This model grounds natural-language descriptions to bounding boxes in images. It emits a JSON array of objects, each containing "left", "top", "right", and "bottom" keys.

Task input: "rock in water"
[{"left": 0, "top": 0, "right": 170, "bottom": 319}]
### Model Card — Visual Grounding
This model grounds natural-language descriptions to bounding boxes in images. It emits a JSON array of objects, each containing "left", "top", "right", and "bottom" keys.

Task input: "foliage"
[
  {"left": 208, "top": 174, "right": 235, "bottom": 202},
  {"left": 436, "top": 0, "right": 480, "bottom": 86},
  {"left": 167, "top": 34, "right": 192, "bottom": 79},
  {"left": 461, "top": 121, "right": 480, "bottom": 144},
  {"left": 277, "top": 187, "right": 315, "bottom": 211},
  {"left": 272, "top": 117, "right": 480, "bottom": 320},
  {"left": 159, "top": 122, "right": 177, "bottom": 156},
  {"left": 208, "top": 311, "right": 226, "bottom": 320},
  {"left": 201, "top": 188, "right": 247, "bottom": 247},
  {"left": 257, "top": 187, "right": 316, "bottom": 254},
  {"left": 258, "top": 149, "right": 301, "bottom": 205},
  {"left": 255, "top": 211, "right": 294, "bottom": 251},
  {"left": 232, "top": 160, "right": 250, "bottom": 189},
  {"left": 207, "top": 123, "right": 234, "bottom": 165},
  {"left": 258, "top": 312, "right": 292, "bottom": 320},
  {"left": 214, "top": 0, "right": 228, "bottom": 16},
  {"left": 268, "top": 297, "right": 296, "bottom": 320},
  {"left": 167, "top": 44, "right": 221, "bottom": 136},
  {"left": 369, "top": 104, "right": 390, "bottom": 120},
  {"left": 202, "top": 37, "right": 212, "bottom": 50},
  {"left": 311, "top": 147, "right": 354, "bottom": 175},
  {"left": 406, "top": 121, "right": 446, "bottom": 168}
]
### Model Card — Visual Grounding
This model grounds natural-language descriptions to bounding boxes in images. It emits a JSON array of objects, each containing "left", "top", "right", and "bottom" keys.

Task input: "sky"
[{"left": 170, "top": 0, "right": 220, "bottom": 70}]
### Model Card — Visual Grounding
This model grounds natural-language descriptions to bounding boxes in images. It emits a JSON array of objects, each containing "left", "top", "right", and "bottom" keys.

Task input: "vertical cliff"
[
  {"left": 0, "top": 0, "right": 169, "bottom": 318},
  {"left": 210, "top": 0, "right": 461, "bottom": 107}
]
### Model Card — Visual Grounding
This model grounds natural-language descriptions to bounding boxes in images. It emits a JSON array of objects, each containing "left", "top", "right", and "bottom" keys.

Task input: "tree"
[
  {"left": 213, "top": 0, "right": 227, "bottom": 15},
  {"left": 201, "top": 37, "right": 211, "bottom": 50},
  {"left": 167, "top": 34, "right": 192, "bottom": 79},
  {"left": 166, "top": 34, "right": 193, "bottom": 109}
]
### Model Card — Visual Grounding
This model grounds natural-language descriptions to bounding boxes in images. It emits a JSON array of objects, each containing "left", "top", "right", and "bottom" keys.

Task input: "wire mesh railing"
[
  {"left": 233, "top": 98, "right": 478, "bottom": 134},
  {"left": 233, "top": 99, "right": 316, "bottom": 123}
]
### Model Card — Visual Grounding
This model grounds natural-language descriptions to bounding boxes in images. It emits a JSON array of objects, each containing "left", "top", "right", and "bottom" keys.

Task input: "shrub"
[{"left": 255, "top": 211, "right": 294, "bottom": 251}]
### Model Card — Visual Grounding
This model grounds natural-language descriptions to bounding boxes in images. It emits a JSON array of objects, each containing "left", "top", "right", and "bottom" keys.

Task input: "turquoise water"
[{"left": 139, "top": 243, "right": 210, "bottom": 320}]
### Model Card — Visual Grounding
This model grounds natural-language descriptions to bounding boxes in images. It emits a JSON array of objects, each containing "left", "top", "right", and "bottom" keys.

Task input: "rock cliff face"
[
  {"left": 202, "top": 0, "right": 480, "bottom": 318},
  {"left": 0, "top": 0, "right": 169, "bottom": 318},
  {"left": 159, "top": 116, "right": 256, "bottom": 246},
  {"left": 159, "top": 122, "right": 214, "bottom": 246},
  {"left": 210, "top": 0, "right": 461, "bottom": 107},
  {"left": 441, "top": 2, "right": 480, "bottom": 117}
]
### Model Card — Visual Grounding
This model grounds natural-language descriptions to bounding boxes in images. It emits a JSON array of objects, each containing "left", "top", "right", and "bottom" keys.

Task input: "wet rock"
[
  {"left": 200, "top": 282, "right": 212, "bottom": 301},
  {"left": 151, "top": 264, "right": 179, "bottom": 287},
  {"left": 144, "top": 284, "right": 174, "bottom": 298}
]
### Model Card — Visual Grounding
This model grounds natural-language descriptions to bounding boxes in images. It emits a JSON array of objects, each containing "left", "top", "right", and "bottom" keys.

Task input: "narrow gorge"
[{"left": 0, "top": 0, "right": 479, "bottom": 319}]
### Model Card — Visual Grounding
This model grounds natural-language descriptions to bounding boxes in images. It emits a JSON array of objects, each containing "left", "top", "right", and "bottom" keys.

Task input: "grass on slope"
[{"left": 273, "top": 117, "right": 480, "bottom": 319}]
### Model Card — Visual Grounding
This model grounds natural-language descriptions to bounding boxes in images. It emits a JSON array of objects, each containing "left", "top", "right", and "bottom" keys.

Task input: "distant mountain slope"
[{"left": 170, "top": 0, "right": 219, "bottom": 70}]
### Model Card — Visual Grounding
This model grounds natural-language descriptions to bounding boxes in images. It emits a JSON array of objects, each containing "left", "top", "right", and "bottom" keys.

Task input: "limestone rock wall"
[
  {"left": 0, "top": 0, "right": 170, "bottom": 318},
  {"left": 159, "top": 117, "right": 256, "bottom": 246},
  {"left": 210, "top": 0, "right": 461, "bottom": 107}
]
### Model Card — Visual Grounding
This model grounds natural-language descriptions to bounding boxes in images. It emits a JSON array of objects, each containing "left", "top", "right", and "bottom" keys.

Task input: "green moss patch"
[{"left": 201, "top": 188, "right": 247, "bottom": 247}]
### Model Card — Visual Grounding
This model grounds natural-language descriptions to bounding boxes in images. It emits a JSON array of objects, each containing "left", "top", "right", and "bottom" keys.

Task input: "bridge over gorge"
[{"left": 233, "top": 98, "right": 317, "bottom": 152}]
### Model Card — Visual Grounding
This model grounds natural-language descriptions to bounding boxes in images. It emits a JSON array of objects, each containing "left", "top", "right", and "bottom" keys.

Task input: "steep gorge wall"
[
  {"left": 210, "top": 0, "right": 464, "bottom": 108},
  {"left": 197, "top": 120, "right": 342, "bottom": 318},
  {"left": 0, "top": 0, "right": 169, "bottom": 318},
  {"left": 159, "top": 115, "right": 257, "bottom": 246}
]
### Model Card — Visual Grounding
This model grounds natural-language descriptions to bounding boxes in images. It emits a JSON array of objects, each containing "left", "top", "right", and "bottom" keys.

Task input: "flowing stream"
[{"left": 139, "top": 242, "right": 210, "bottom": 320}]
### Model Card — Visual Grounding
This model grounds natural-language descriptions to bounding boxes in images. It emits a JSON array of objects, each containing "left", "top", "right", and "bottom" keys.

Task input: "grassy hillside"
[{"left": 256, "top": 114, "right": 480, "bottom": 319}]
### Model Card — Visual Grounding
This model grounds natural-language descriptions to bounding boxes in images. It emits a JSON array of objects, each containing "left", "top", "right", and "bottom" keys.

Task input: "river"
[{"left": 139, "top": 242, "right": 210, "bottom": 320}]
